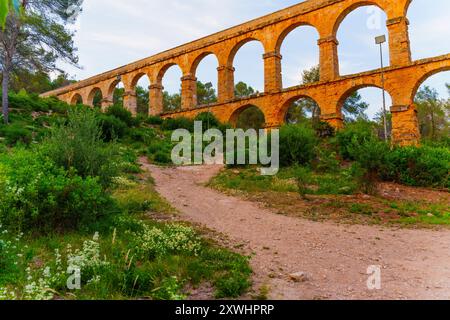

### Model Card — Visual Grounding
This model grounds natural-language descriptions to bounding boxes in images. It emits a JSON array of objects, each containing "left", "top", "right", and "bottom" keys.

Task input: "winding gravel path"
[{"left": 143, "top": 161, "right": 450, "bottom": 300}]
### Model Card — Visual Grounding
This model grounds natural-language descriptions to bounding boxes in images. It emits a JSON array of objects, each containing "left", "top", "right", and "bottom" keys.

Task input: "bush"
[
  {"left": 0, "top": 149, "right": 110, "bottom": 233},
  {"left": 40, "top": 96, "right": 71, "bottom": 114},
  {"left": 148, "top": 139, "right": 173, "bottom": 154},
  {"left": 127, "top": 127, "right": 156, "bottom": 144},
  {"left": 194, "top": 112, "right": 220, "bottom": 131},
  {"left": 346, "top": 138, "right": 390, "bottom": 194},
  {"left": 154, "top": 150, "right": 172, "bottom": 164},
  {"left": 0, "top": 124, "right": 32, "bottom": 146},
  {"left": 161, "top": 117, "right": 194, "bottom": 132},
  {"left": 422, "top": 137, "right": 450, "bottom": 149},
  {"left": 146, "top": 116, "right": 164, "bottom": 125},
  {"left": 335, "top": 120, "right": 377, "bottom": 160},
  {"left": 314, "top": 121, "right": 335, "bottom": 138},
  {"left": 279, "top": 124, "right": 318, "bottom": 167},
  {"left": 3, "top": 91, "right": 46, "bottom": 112},
  {"left": 1, "top": 92, "right": 71, "bottom": 114},
  {"left": 383, "top": 146, "right": 450, "bottom": 188},
  {"left": 293, "top": 166, "right": 312, "bottom": 200},
  {"left": 134, "top": 113, "right": 147, "bottom": 126},
  {"left": 99, "top": 114, "right": 128, "bottom": 141},
  {"left": 315, "top": 147, "right": 340, "bottom": 173},
  {"left": 105, "top": 105, "right": 136, "bottom": 127},
  {"left": 42, "top": 108, "right": 120, "bottom": 189}
]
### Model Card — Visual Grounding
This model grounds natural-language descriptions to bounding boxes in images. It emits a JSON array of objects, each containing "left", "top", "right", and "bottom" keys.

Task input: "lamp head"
[{"left": 375, "top": 35, "right": 386, "bottom": 45}]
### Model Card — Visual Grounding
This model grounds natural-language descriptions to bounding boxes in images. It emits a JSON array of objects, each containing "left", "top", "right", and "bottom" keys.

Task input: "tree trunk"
[
  {"left": 1, "top": 12, "right": 21, "bottom": 125},
  {"left": 2, "top": 69, "right": 9, "bottom": 124},
  {"left": 430, "top": 106, "right": 436, "bottom": 141}
]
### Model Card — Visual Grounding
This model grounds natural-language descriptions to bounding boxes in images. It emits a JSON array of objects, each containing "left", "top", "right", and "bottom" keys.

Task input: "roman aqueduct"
[{"left": 41, "top": 0, "right": 450, "bottom": 145}]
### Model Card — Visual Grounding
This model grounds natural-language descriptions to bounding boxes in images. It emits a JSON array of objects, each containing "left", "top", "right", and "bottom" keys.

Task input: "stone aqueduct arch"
[{"left": 41, "top": 0, "right": 450, "bottom": 145}]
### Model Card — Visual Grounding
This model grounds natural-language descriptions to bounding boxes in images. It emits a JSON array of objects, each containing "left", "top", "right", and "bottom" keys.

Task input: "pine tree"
[{"left": 1, "top": 0, "right": 81, "bottom": 123}]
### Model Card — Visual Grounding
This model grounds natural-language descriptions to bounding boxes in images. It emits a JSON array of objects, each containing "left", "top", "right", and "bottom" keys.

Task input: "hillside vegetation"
[{"left": 0, "top": 93, "right": 251, "bottom": 300}]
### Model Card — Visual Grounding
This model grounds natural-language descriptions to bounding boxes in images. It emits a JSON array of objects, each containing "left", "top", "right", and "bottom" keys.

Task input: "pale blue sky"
[{"left": 62, "top": 0, "right": 450, "bottom": 119}]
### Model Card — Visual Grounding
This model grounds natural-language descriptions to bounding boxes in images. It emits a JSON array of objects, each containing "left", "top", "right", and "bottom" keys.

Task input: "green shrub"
[
  {"left": 161, "top": 117, "right": 194, "bottom": 132},
  {"left": 134, "top": 113, "right": 147, "bottom": 126},
  {"left": 315, "top": 147, "right": 340, "bottom": 173},
  {"left": 279, "top": 124, "right": 318, "bottom": 166},
  {"left": 146, "top": 116, "right": 164, "bottom": 125},
  {"left": 336, "top": 120, "right": 377, "bottom": 160},
  {"left": 127, "top": 127, "right": 156, "bottom": 144},
  {"left": 194, "top": 112, "right": 220, "bottom": 131},
  {"left": 0, "top": 92, "right": 71, "bottom": 114},
  {"left": 154, "top": 150, "right": 172, "bottom": 164},
  {"left": 347, "top": 138, "right": 390, "bottom": 173},
  {"left": 98, "top": 114, "right": 128, "bottom": 141},
  {"left": 42, "top": 108, "right": 120, "bottom": 189},
  {"left": 40, "top": 96, "right": 71, "bottom": 114},
  {"left": 346, "top": 138, "right": 390, "bottom": 194},
  {"left": 0, "top": 124, "right": 32, "bottom": 146},
  {"left": 0, "top": 149, "right": 110, "bottom": 233},
  {"left": 105, "top": 105, "right": 135, "bottom": 127},
  {"left": 422, "top": 137, "right": 450, "bottom": 149},
  {"left": 147, "top": 139, "right": 173, "bottom": 155},
  {"left": 383, "top": 146, "right": 450, "bottom": 188},
  {"left": 314, "top": 121, "right": 335, "bottom": 138},
  {"left": 294, "top": 166, "right": 312, "bottom": 199},
  {"left": 4, "top": 92, "right": 46, "bottom": 112}
]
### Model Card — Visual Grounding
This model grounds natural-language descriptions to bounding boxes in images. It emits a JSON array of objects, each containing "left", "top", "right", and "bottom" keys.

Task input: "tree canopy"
[
  {"left": 1, "top": 0, "right": 81, "bottom": 123},
  {"left": 235, "top": 81, "right": 257, "bottom": 98},
  {"left": 197, "top": 81, "right": 217, "bottom": 105},
  {"left": 415, "top": 85, "right": 449, "bottom": 141},
  {"left": 285, "top": 65, "right": 370, "bottom": 124}
]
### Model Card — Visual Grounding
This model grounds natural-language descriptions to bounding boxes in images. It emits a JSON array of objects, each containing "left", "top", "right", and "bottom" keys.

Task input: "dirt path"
[{"left": 142, "top": 161, "right": 450, "bottom": 300}]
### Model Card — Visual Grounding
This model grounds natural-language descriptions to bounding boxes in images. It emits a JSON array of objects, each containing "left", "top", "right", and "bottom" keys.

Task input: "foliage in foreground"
[
  {"left": 0, "top": 215, "right": 251, "bottom": 300},
  {"left": 279, "top": 123, "right": 318, "bottom": 167},
  {"left": 42, "top": 108, "right": 120, "bottom": 189},
  {"left": 0, "top": 149, "right": 110, "bottom": 233},
  {"left": 335, "top": 120, "right": 449, "bottom": 189},
  {"left": 0, "top": 103, "right": 252, "bottom": 300}
]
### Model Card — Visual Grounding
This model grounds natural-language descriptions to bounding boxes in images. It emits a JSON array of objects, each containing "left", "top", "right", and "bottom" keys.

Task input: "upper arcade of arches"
[
  {"left": 410, "top": 66, "right": 450, "bottom": 102},
  {"left": 407, "top": 0, "right": 450, "bottom": 61},
  {"left": 190, "top": 52, "right": 219, "bottom": 76},
  {"left": 127, "top": 72, "right": 152, "bottom": 92},
  {"left": 41, "top": 0, "right": 415, "bottom": 100}
]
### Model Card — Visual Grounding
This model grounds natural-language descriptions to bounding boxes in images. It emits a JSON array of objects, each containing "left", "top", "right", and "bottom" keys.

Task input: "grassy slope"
[
  {"left": 0, "top": 103, "right": 252, "bottom": 300},
  {"left": 209, "top": 167, "right": 450, "bottom": 227}
]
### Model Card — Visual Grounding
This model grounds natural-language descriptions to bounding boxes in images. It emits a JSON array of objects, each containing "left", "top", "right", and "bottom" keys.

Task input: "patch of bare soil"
[
  {"left": 141, "top": 159, "right": 450, "bottom": 300},
  {"left": 378, "top": 182, "right": 449, "bottom": 203},
  {"left": 214, "top": 180, "right": 449, "bottom": 227},
  {"left": 242, "top": 190, "right": 449, "bottom": 227}
]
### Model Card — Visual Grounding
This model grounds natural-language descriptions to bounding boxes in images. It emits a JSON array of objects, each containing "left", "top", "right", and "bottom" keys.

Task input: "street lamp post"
[{"left": 375, "top": 35, "right": 388, "bottom": 141}]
